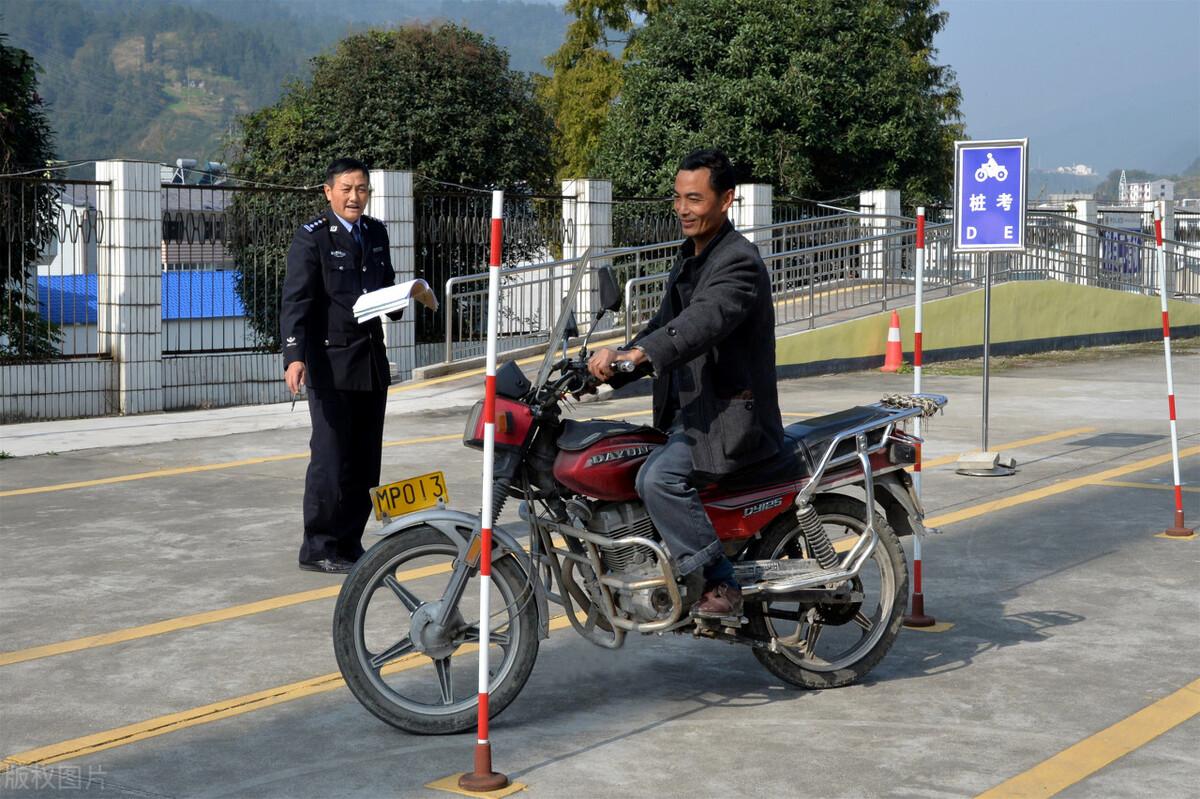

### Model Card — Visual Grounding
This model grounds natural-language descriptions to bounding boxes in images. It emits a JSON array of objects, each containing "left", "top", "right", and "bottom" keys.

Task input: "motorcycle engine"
[{"left": 580, "top": 501, "right": 673, "bottom": 623}]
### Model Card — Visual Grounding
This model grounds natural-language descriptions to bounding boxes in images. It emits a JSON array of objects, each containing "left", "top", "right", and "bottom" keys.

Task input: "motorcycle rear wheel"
[
  {"left": 745, "top": 494, "right": 908, "bottom": 689},
  {"left": 333, "top": 525, "right": 540, "bottom": 735}
]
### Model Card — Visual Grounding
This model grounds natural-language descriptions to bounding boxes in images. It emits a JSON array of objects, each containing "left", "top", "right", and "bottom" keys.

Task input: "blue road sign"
[{"left": 954, "top": 139, "right": 1028, "bottom": 251}]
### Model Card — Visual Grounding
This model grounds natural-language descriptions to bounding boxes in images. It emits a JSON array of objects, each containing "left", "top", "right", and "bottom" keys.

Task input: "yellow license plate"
[{"left": 372, "top": 471, "right": 449, "bottom": 520}]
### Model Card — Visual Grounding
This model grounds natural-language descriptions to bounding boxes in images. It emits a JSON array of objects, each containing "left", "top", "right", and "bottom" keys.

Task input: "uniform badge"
[
  {"left": 372, "top": 246, "right": 384, "bottom": 253},
  {"left": 330, "top": 250, "right": 347, "bottom": 258},
  {"left": 286, "top": 336, "right": 297, "bottom": 347}
]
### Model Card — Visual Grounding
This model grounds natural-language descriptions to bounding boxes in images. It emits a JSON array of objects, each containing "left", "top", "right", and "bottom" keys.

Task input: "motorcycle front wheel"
[
  {"left": 745, "top": 494, "right": 908, "bottom": 689},
  {"left": 332, "top": 525, "right": 540, "bottom": 735}
]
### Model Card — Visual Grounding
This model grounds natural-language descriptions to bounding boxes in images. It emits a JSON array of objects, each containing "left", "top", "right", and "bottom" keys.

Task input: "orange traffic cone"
[{"left": 880, "top": 310, "right": 903, "bottom": 372}]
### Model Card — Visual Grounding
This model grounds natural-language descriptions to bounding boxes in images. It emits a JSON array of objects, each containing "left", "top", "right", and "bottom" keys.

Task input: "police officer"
[{"left": 281, "top": 158, "right": 400, "bottom": 573}]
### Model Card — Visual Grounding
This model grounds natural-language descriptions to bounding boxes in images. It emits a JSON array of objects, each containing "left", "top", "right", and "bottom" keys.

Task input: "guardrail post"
[
  {"left": 1071, "top": 199, "right": 1097, "bottom": 286},
  {"left": 561, "top": 179, "right": 612, "bottom": 325},
  {"left": 1146, "top": 200, "right": 1175, "bottom": 295},
  {"left": 96, "top": 159, "right": 163, "bottom": 415},
  {"left": 730, "top": 183, "right": 773, "bottom": 257},
  {"left": 367, "top": 169, "right": 415, "bottom": 381}
]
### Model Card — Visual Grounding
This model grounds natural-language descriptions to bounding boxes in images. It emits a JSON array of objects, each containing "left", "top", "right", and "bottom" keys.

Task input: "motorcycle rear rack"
[{"left": 746, "top": 394, "right": 946, "bottom": 597}]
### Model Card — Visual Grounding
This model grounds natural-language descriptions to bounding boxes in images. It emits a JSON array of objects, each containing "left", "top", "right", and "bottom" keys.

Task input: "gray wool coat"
[{"left": 622, "top": 220, "right": 785, "bottom": 475}]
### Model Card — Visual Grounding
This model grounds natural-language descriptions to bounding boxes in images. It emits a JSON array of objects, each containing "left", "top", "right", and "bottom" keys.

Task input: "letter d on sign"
[{"left": 967, "top": 225, "right": 978, "bottom": 240}]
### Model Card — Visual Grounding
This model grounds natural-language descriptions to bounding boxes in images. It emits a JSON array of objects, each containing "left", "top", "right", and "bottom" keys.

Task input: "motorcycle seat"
[
  {"left": 556, "top": 419, "right": 662, "bottom": 451},
  {"left": 701, "top": 446, "right": 801, "bottom": 493},
  {"left": 699, "top": 407, "right": 892, "bottom": 492},
  {"left": 783, "top": 406, "right": 894, "bottom": 470}
]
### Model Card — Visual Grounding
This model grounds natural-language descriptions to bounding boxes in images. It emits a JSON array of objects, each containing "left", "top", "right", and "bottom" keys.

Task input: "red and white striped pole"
[
  {"left": 904, "top": 207, "right": 936, "bottom": 627},
  {"left": 458, "top": 190, "right": 511, "bottom": 793},
  {"left": 1153, "top": 203, "right": 1195, "bottom": 538}
]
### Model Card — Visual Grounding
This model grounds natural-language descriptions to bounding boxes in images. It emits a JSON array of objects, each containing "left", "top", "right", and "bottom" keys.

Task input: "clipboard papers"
[{"left": 353, "top": 279, "right": 439, "bottom": 323}]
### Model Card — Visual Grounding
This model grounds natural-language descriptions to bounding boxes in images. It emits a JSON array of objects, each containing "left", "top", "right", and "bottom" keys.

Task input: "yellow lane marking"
[
  {"left": 976, "top": 677, "right": 1200, "bottom": 799},
  {"left": 1098, "top": 480, "right": 1200, "bottom": 494},
  {"left": 427, "top": 772, "right": 527, "bottom": 798},
  {"left": 0, "top": 614, "right": 576, "bottom": 775},
  {"left": 0, "top": 423, "right": 1090, "bottom": 663},
  {"left": 927, "top": 446, "right": 1200, "bottom": 529},
  {"left": 0, "top": 532, "right": 570, "bottom": 668},
  {"left": 0, "top": 434, "right": 462, "bottom": 499},
  {"left": 0, "top": 562, "right": 452, "bottom": 668},
  {"left": 921, "top": 427, "right": 1097, "bottom": 470}
]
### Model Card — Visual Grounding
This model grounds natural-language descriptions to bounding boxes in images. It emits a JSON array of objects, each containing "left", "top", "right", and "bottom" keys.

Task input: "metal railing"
[
  {"left": 437, "top": 208, "right": 1200, "bottom": 368},
  {"left": 415, "top": 191, "right": 573, "bottom": 351},
  {"left": 162, "top": 182, "right": 326, "bottom": 356},
  {"left": 1, "top": 176, "right": 110, "bottom": 362}
]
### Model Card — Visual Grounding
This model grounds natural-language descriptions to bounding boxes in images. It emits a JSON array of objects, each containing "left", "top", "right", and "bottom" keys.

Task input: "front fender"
[{"left": 370, "top": 508, "right": 550, "bottom": 638}]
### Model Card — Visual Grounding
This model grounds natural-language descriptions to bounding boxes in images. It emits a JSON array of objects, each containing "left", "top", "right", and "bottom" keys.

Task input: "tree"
[
  {"left": 0, "top": 32, "right": 60, "bottom": 361},
  {"left": 228, "top": 23, "right": 555, "bottom": 349},
  {"left": 538, "top": 1, "right": 672, "bottom": 180},
  {"left": 594, "top": 0, "right": 963, "bottom": 203}
]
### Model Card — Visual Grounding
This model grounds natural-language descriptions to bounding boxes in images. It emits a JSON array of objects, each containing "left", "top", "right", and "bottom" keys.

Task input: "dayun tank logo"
[
  {"left": 585, "top": 444, "right": 655, "bottom": 467},
  {"left": 743, "top": 496, "right": 784, "bottom": 517}
]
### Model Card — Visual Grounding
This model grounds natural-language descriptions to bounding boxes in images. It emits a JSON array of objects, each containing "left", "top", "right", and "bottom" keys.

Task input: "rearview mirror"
[{"left": 597, "top": 266, "right": 622, "bottom": 313}]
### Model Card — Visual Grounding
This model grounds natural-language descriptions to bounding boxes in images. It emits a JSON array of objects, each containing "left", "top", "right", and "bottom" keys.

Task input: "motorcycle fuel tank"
[{"left": 553, "top": 432, "right": 666, "bottom": 501}]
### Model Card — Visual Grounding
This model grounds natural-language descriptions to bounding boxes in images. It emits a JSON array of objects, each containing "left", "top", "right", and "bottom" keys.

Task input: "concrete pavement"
[{"left": 1, "top": 350, "right": 1198, "bottom": 797}]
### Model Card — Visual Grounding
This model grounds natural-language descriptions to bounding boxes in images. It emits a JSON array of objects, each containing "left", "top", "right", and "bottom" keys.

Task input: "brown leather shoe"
[{"left": 690, "top": 583, "right": 743, "bottom": 618}]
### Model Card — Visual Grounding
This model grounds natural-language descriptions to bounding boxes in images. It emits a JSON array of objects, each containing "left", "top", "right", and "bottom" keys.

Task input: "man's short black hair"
[
  {"left": 325, "top": 157, "right": 370, "bottom": 185},
  {"left": 678, "top": 149, "right": 736, "bottom": 194}
]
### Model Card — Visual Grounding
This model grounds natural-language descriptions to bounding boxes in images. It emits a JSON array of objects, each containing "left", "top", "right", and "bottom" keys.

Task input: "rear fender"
[
  {"left": 874, "top": 470, "right": 927, "bottom": 537},
  {"left": 370, "top": 509, "right": 550, "bottom": 638}
]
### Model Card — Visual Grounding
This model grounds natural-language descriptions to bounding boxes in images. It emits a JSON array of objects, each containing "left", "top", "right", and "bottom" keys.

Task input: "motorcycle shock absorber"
[{"left": 796, "top": 501, "right": 838, "bottom": 570}]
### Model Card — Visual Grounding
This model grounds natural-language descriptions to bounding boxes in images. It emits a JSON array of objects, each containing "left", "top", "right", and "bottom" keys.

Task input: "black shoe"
[{"left": 298, "top": 556, "right": 355, "bottom": 574}]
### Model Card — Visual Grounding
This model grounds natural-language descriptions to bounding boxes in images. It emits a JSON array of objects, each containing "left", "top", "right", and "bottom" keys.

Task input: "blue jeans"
[{"left": 634, "top": 421, "right": 722, "bottom": 577}]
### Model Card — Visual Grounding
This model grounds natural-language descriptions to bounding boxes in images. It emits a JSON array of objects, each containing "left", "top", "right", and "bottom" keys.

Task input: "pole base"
[
  {"left": 1163, "top": 511, "right": 1196, "bottom": 538},
  {"left": 955, "top": 451, "right": 1016, "bottom": 477},
  {"left": 458, "top": 744, "right": 509, "bottom": 793},
  {"left": 904, "top": 592, "right": 936, "bottom": 628}
]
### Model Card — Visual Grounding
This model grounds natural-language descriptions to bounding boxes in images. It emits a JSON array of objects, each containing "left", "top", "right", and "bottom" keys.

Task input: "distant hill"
[{"left": 1, "top": 0, "right": 568, "bottom": 164}]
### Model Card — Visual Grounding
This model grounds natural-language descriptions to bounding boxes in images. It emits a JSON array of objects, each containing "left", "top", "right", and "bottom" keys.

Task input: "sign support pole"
[
  {"left": 982, "top": 251, "right": 991, "bottom": 453},
  {"left": 458, "top": 190, "right": 511, "bottom": 793},
  {"left": 1154, "top": 203, "right": 1195, "bottom": 538},
  {"left": 952, "top": 138, "right": 1023, "bottom": 478},
  {"left": 904, "top": 207, "right": 935, "bottom": 627}
]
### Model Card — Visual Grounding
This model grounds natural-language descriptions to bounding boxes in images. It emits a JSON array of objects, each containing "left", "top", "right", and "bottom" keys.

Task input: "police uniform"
[{"left": 281, "top": 209, "right": 398, "bottom": 563}]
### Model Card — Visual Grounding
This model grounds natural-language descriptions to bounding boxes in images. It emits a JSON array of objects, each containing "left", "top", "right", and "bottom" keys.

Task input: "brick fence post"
[
  {"left": 730, "top": 183, "right": 773, "bottom": 257},
  {"left": 367, "top": 169, "right": 415, "bottom": 381},
  {"left": 561, "top": 178, "right": 613, "bottom": 328},
  {"left": 96, "top": 160, "right": 162, "bottom": 414}
]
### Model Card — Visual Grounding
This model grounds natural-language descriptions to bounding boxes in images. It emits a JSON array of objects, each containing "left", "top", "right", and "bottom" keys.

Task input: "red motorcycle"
[{"left": 333, "top": 261, "right": 947, "bottom": 734}]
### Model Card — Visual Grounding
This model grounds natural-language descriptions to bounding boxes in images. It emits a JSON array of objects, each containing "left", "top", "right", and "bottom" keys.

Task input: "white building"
[{"left": 1119, "top": 175, "right": 1175, "bottom": 204}]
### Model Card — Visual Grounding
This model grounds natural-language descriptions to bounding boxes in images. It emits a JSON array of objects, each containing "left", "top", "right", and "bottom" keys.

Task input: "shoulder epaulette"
[
  {"left": 361, "top": 214, "right": 381, "bottom": 228},
  {"left": 301, "top": 215, "right": 328, "bottom": 233}
]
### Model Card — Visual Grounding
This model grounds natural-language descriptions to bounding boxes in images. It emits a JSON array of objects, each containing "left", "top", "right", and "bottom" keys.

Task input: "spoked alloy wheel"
[
  {"left": 746, "top": 494, "right": 908, "bottom": 689},
  {"left": 332, "top": 525, "right": 539, "bottom": 734}
]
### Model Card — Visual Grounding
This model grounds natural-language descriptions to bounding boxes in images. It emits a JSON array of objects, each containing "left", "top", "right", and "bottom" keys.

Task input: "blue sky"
[{"left": 935, "top": 0, "right": 1198, "bottom": 176}]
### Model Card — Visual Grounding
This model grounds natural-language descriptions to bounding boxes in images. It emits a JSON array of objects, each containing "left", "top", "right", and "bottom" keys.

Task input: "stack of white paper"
[{"left": 353, "top": 279, "right": 439, "bottom": 323}]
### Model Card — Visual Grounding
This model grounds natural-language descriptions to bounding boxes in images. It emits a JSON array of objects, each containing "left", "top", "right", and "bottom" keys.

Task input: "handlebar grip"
[{"left": 611, "top": 359, "right": 638, "bottom": 374}]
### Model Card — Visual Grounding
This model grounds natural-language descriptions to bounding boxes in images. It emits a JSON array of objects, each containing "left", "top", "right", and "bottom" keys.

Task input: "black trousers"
[{"left": 300, "top": 387, "right": 388, "bottom": 562}]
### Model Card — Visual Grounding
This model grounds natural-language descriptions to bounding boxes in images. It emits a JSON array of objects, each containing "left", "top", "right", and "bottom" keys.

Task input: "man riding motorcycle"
[{"left": 588, "top": 148, "right": 786, "bottom": 619}]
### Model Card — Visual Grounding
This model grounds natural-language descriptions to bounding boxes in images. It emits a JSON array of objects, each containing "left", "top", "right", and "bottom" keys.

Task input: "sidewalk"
[{"left": 0, "top": 375, "right": 488, "bottom": 458}]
